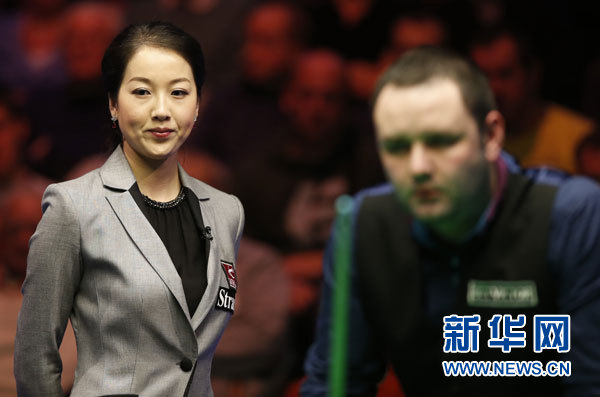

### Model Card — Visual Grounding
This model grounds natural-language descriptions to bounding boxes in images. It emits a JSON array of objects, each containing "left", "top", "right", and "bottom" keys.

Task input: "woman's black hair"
[{"left": 101, "top": 21, "right": 205, "bottom": 149}]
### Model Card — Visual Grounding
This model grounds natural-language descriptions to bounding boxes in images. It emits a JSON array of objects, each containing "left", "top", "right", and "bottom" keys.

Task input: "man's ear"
[{"left": 483, "top": 110, "right": 505, "bottom": 162}]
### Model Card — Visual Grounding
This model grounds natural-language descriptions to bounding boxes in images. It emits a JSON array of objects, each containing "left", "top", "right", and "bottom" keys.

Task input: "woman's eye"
[
  {"left": 132, "top": 88, "right": 150, "bottom": 96},
  {"left": 172, "top": 89, "right": 189, "bottom": 97}
]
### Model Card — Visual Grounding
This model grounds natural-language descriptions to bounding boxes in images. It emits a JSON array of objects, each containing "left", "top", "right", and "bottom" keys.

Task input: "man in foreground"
[{"left": 302, "top": 47, "right": 600, "bottom": 396}]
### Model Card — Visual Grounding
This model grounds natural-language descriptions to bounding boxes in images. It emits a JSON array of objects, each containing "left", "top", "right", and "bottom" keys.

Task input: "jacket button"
[{"left": 179, "top": 358, "right": 194, "bottom": 372}]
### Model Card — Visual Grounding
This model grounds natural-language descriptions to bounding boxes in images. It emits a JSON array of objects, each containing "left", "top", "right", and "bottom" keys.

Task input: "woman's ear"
[
  {"left": 483, "top": 110, "right": 505, "bottom": 162},
  {"left": 108, "top": 95, "right": 117, "bottom": 119}
]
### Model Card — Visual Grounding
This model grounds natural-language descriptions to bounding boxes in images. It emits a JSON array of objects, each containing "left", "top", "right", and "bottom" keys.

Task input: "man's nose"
[
  {"left": 409, "top": 143, "right": 433, "bottom": 183},
  {"left": 151, "top": 94, "right": 170, "bottom": 120}
]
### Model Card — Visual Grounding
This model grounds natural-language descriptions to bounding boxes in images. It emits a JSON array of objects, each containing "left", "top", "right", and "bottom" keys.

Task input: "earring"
[
  {"left": 111, "top": 115, "right": 117, "bottom": 129},
  {"left": 194, "top": 115, "right": 197, "bottom": 122}
]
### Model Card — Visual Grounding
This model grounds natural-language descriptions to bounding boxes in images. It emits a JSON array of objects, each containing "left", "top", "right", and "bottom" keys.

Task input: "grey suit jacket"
[{"left": 14, "top": 147, "right": 244, "bottom": 397}]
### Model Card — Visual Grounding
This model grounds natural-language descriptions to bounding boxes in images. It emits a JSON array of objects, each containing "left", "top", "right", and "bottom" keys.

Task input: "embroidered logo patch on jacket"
[
  {"left": 220, "top": 260, "right": 237, "bottom": 290},
  {"left": 215, "top": 287, "right": 235, "bottom": 313}
]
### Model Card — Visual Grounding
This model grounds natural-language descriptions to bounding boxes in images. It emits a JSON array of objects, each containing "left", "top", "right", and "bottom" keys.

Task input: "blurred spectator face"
[
  {"left": 390, "top": 16, "right": 446, "bottom": 57},
  {"left": 579, "top": 145, "right": 600, "bottom": 182},
  {"left": 241, "top": 4, "right": 301, "bottom": 86},
  {"left": 470, "top": 34, "right": 531, "bottom": 125},
  {"left": 178, "top": 150, "right": 233, "bottom": 192},
  {"left": 64, "top": 3, "right": 124, "bottom": 81},
  {"left": 0, "top": 104, "right": 28, "bottom": 183},
  {"left": 281, "top": 51, "right": 346, "bottom": 141},
  {"left": 373, "top": 79, "right": 498, "bottom": 229},
  {"left": 333, "top": 0, "right": 373, "bottom": 26},
  {"left": 24, "top": 0, "right": 66, "bottom": 15},
  {"left": 0, "top": 190, "right": 43, "bottom": 279}
]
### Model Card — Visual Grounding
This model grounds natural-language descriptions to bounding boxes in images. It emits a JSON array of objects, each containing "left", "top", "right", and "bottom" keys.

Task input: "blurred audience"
[
  {"left": 0, "top": 88, "right": 49, "bottom": 199},
  {"left": 177, "top": 150, "right": 292, "bottom": 397},
  {"left": 386, "top": 11, "right": 447, "bottom": 60},
  {"left": 233, "top": 50, "right": 384, "bottom": 379},
  {"left": 63, "top": 2, "right": 124, "bottom": 82},
  {"left": 0, "top": 183, "right": 45, "bottom": 284},
  {"left": 26, "top": 1, "right": 125, "bottom": 180},
  {"left": 306, "top": 0, "right": 398, "bottom": 102},
  {"left": 211, "top": 238, "right": 291, "bottom": 397},
  {"left": 126, "top": 0, "right": 260, "bottom": 91},
  {"left": 577, "top": 130, "right": 600, "bottom": 183},
  {"left": 0, "top": 182, "right": 76, "bottom": 396},
  {"left": 0, "top": 0, "right": 68, "bottom": 102},
  {"left": 192, "top": 1, "right": 308, "bottom": 170},
  {"left": 470, "top": 29, "right": 595, "bottom": 173},
  {"left": 308, "top": 0, "right": 398, "bottom": 62},
  {"left": 582, "top": 57, "right": 600, "bottom": 121},
  {"left": 236, "top": 49, "right": 382, "bottom": 252},
  {"left": 1, "top": 1, "right": 598, "bottom": 396},
  {"left": 346, "top": 8, "right": 449, "bottom": 101},
  {"left": 240, "top": 1, "right": 308, "bottom": 91},
  {"left": 65, "top": 153, "right": 109, "bottom": 180}
]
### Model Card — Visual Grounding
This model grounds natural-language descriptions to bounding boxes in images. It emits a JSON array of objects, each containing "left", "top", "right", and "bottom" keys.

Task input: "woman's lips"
[{"left": 147, "top": 128, "right": 174, "bottom": 138}]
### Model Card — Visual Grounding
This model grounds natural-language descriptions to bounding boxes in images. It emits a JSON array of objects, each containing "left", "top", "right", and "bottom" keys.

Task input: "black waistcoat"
[{"left": 354, "top": 173, "right": 561, "bottom": 397}]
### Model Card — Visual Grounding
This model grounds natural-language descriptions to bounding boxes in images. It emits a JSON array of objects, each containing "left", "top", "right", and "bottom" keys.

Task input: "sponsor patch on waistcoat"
[{"left": 466, "top": 280, "right": 538, "bottom": 308}]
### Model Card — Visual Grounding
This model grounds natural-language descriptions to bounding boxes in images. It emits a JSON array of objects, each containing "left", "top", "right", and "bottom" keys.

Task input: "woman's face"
[{"left": 110, "top": 45, "right": 199, "bottom": 164}]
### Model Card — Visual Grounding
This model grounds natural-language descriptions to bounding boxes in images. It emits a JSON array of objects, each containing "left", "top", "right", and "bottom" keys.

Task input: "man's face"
[
  {"left": 64, "top": 11, "right": 117, "bottom": 81},
  {"left": 282, "top": 54, "right": 345, "bottom": 141},
  {"left": 242, "top": 6, "right": 297, "bottom": 85},
  {"left": 470, "top": 35, "right": 529, "bottom": 125},
  {"left": 373, "top": 79, "right": 491, "bottom": 228},
  {"left": 390, "top": 17, "right": 446, "bottom": 58},
  {"left": 579, "top": 146, "right": 600, "bottom": 182}
]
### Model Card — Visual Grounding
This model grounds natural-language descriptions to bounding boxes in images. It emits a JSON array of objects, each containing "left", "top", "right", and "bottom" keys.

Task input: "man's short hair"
[{"left": 372, "top": 46, "right": 496, "bottom": 132}]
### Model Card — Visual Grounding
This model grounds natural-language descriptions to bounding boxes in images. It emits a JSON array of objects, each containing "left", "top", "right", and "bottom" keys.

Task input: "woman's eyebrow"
[{"left": 126, "top": 77, "right": 192, "bottom": 84}]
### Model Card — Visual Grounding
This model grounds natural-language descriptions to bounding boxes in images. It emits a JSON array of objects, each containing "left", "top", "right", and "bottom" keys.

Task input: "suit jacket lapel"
[
  {"left": 106, "top": 192, "right": 192, "bottom": 322},
  {"left": 179, "top": 167, "right": 222, "bottom": 331},
  {"left": 100, "top": 147, "right": 192, "bottom": 322},
  {"left": 191, "top": 201, "right": 220, "bottom": 330}
]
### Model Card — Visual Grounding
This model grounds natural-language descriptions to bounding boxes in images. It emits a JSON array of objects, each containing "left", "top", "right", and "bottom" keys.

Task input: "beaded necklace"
[{"left": 142, "top": 186, "right": 186, "bottom": 209}]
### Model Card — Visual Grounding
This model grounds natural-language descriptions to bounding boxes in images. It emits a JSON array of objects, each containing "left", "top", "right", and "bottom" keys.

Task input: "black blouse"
[{"left": 129, "top": 183, "right": 208, "bottom": 317}]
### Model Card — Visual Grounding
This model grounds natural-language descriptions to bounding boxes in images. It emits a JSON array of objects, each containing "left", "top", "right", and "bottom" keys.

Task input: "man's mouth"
[{"left": 414, "top": 187, "right": 441, "bottom": 201}]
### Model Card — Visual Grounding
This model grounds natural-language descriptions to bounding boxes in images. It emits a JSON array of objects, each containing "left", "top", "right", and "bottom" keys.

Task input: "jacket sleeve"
[
  {"left": 301, "top": 210, "right": 386, "bottom": 397},
  {"left": 231, "top": 194, "right": 245, "bottom": 259},
  {"left": 14, "top": 183, "right": 82, "bottom": 396},
  {"left": 549, "top": 177, "right": 600, "bottom": 396}
]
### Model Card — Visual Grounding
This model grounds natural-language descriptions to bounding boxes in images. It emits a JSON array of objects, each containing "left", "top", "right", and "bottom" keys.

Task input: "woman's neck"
[{"left": 122, "top": 145, "right": 181, "bottom": 202}]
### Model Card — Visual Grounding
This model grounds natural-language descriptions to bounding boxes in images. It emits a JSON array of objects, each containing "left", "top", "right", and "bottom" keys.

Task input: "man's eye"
[
  {"left": 424, "top": 135, "right": 460, "bottom": 148},
  {"left": 172, "top": 89, "right": 189, "bottom": 97},
  {"left": 132, "top": 88, "right": 150, "bottom": 96},
  {"left": 381, "top": 139, "right": 411, "bottom": 154}
]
